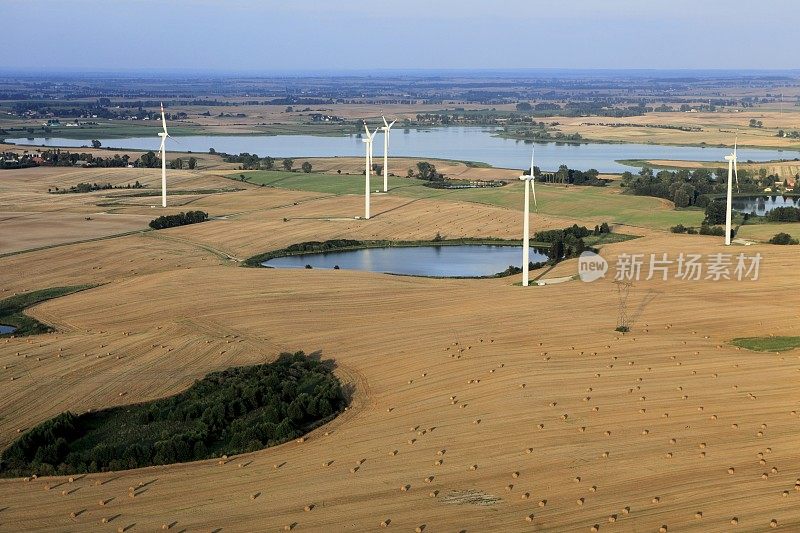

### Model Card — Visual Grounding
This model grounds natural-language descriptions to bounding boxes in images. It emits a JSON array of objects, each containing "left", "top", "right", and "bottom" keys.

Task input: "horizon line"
[{"left": 2, "top": 67, "right": 800, "bottom": 79}]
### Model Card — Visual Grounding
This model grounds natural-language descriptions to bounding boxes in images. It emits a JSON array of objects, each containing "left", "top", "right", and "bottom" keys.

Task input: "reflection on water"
[
  {"left": 263, "top": 245, "right": 548, "bottom": 278},
  {"left": 7, "top": 127, "right": 798, "bottom": 173},
  {"left": 0, "top": 325, "right": 17, "bottom": 335},
  {"left": 731, "top": 196, "right": 800, "bottom": 216}
]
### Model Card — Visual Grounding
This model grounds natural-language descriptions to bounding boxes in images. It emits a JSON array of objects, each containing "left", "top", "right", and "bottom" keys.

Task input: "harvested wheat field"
[{"left": 1, "top": 171, "right": 799, "bottom": 533}]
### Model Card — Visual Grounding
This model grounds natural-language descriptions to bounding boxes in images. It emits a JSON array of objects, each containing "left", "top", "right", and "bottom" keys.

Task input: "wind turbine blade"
[
  {"left": 363, "top": 123, "right": 370, "bottom": 136},
  {"left": 733, "top": 156, "right": 739, "bottom": 193},
  {"left": 529, "top": 145, "right": 535, "bottom": 177},
  {"left": 160, "top": 102, "right": 168, "bottom": 133},
  {"left": 530, "top": 179, "right": 538, "bottom": 210},
  {"left": 382, "top": 115, "right": 389, "bottom": 128},
  {"left": 389, "top": 120, "right": 396, "bottom": 129}
]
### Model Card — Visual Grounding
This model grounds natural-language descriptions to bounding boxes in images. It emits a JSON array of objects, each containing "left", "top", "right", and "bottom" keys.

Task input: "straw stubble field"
[{"left": 0, "top": 163, "right": 799, "bottom": 532}]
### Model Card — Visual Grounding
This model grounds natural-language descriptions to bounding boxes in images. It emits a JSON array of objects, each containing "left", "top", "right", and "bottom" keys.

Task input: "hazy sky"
[{"left": 5, "top": 0, "right": 798, "bottom": 72}]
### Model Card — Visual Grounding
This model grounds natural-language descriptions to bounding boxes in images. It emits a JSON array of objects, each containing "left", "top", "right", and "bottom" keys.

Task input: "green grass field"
[
  {"left": 240, "top": 171, "right": 704, "bottom": 230},
  {"left": 730, "top": 336, "right": 800, "bottom": 352}
]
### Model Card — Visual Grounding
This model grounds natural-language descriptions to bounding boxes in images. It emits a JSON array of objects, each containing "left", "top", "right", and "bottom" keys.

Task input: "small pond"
[
  {"left": 262, "top": 245, "right": 549, "bottom": 278},
  {"left": 0, "top": 325, "right": 17, "bottom": 335}
]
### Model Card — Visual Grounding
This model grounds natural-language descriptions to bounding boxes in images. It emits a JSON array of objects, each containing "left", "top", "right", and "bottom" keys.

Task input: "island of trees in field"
[
  {"left": 149, "top": 211, "right": 209, "bottom": 230},
  {"left": 0, "top": 352, "right": 346, "bottom": 476}
]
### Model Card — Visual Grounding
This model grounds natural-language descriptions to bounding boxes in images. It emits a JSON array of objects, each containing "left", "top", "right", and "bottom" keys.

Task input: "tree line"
[
  {"left": 49, "top": 181, "right": 144, "bottom": 194},
  {"left": 619, "top": 167, "right": 792, "bottom": 209}
]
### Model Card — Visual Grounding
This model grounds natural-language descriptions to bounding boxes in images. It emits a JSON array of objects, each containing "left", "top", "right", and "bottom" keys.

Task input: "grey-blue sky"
[{"left": 5, "top": 0, "right": 797, "bottom": 72}]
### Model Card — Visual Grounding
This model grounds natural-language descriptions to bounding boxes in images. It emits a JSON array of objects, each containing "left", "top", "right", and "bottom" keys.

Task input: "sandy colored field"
[
  {"left": 283, "top": 156, "right": 523, "bottom": 180},
  {"left": 629, "top": 158, "right": 800, "bottom": 183},
  {"left": 0, "top": 162, "right": 799, "bottom": 532},
  {"left": 555, "top": 109, "right": 800, "bottom": 150},
  {"left": 0, "top": 143, "right": 238, "bottom": 172},
  {"left": 0, "top": 166, "right": 269, "bottom": 253}
]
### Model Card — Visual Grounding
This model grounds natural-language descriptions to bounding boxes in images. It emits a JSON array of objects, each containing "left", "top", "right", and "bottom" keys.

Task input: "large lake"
[
  {"left": 732, "top": 195, "right": 800, "bottom": 216},
  {"left": 8, "top": 127, "right": 797, "bottom": 173},
  {"left": 262, "top": 244, "right": 548, "bottom": 277}
]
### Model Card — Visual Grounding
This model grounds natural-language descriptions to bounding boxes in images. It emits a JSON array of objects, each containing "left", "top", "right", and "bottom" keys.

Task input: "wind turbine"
[
  {"left": 362, "top": 123, "right": 379, "bottom": 219},
  {"left": 724, "top": 136, "right": 739, "bottom": 245},
  {"left": 381, "top": 115, "right": 396, "bottom": 192},
  {"left": 157, "top": 102, "right": 171, "bottom": 208},
  {"left": 520, "top": 146, "right": 538, "bottom": 286}
]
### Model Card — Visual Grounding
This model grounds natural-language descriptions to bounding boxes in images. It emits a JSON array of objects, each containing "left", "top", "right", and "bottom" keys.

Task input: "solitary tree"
[
  {"left": 91, "top": 140, "right": 102, "bottom": 149},
  {"left": 282, "top": 158, "right": 294, "bottom": 171},
  {"left": 301, "top": 161, "right": 312, "bottom": 173},
  {"left": 188, "top": 157, "right": 197, "bottom": 170}
]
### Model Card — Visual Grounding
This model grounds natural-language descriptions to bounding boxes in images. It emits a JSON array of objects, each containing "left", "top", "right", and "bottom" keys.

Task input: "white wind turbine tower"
[
  {"left": 724, "top": 136, "right": 739, "bottom": 245},
  {"left": 362, "top": 123, "right": 379, "bottom": 219},
  {"left": 157, "top": 102, "right": 172, "bottom": 208},
  {"left": 381, "top": 115, "right": 396, "bottom": 192},
  {"left": 520, "top": 147, "right": 538, "bottom": 286}
]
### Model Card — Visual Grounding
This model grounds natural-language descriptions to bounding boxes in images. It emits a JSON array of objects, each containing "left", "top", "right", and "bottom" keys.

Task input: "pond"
[
  {"left": 732, "top": 195, "right": 800, "bottom": 216},
  {"left": 8, "top": 127, "right": 798, "bottom": 173},
  {"left": 0, "top": 325, "right": 17, "bottom": 335},
  {"left": 262, "top": 244, "right": 549, "bottom": 278}
]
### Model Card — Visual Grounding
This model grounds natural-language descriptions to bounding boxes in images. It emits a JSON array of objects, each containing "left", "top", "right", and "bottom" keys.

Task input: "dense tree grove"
[
  {"left": 766, "top": 206, "right": 800, "bottom": 222},
  {"left": 413, "top": 161, "right": 445, "bottom": 181},
  {"left": 221, "top": 152, "right": 275, "bottom": 170},
  {"left": 0, "top": 352, "right": 346, "bottom": 476},
  {"left": 534, "top": 223, "right": 609, "bottom": 260},
  {"left": 620, "top": 167, "right": 780, "bottom": 208},
  {"left": 148, "top": 210, "right": 208, "bottom": 230},
  {"left": 530, "top": 165, "right": 610, "bottom": 187}
]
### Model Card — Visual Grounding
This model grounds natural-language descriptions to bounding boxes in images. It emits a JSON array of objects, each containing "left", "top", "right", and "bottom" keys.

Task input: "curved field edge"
[
  {"left": 730, "top": 336, "right": 800, "bottom": 352},
  {"left": 0, "top": 286, "right": 96, "bottom": 337},
  {"left": 0, "top": 352, "right": 348, "bottom": 478}
]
